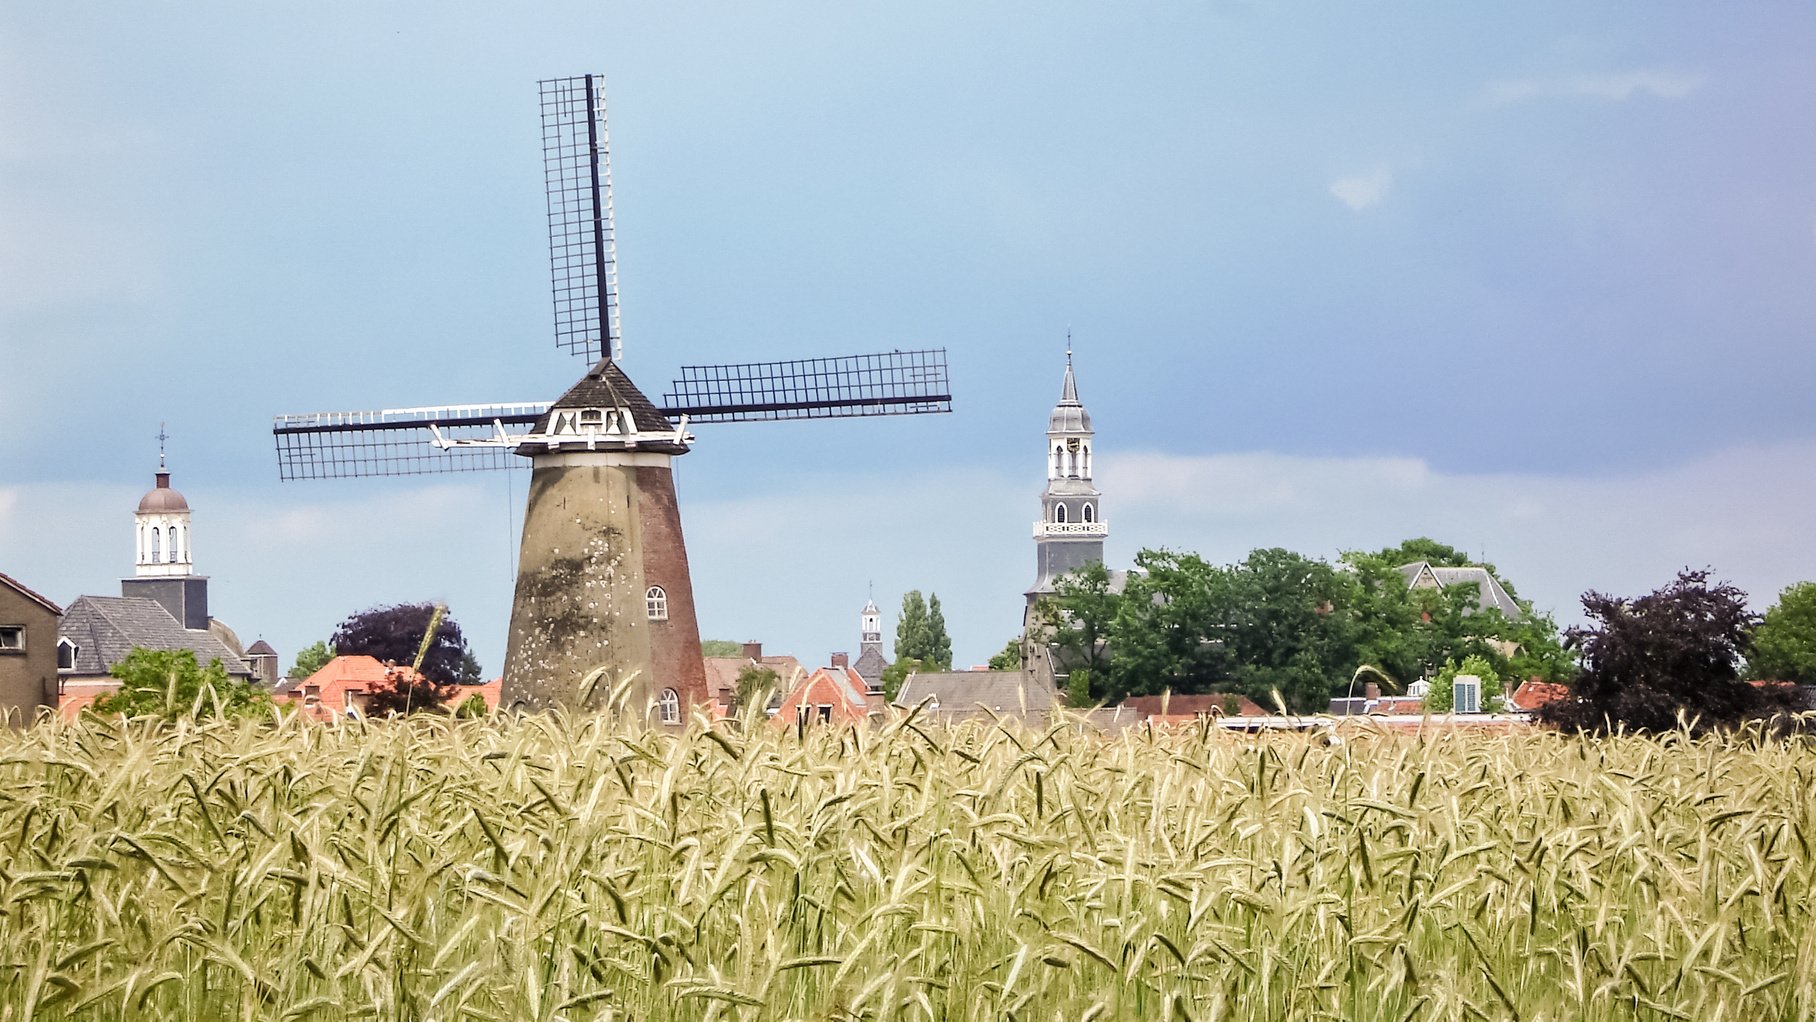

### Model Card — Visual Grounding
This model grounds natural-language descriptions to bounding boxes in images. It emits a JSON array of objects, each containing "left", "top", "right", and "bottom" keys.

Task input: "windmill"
[{"left": 272, "top": 74, "right": 951, "bottom": 718}]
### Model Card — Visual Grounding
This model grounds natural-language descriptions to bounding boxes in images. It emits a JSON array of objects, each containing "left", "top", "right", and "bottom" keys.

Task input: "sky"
[{"left": 4, "top": 4, "right": 1815, "bottom": 677}]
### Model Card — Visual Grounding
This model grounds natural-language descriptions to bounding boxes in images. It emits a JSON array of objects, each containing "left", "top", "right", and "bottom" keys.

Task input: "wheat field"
[{"left": 1, "top": 709, "right": 1812, "bottom": 1021}]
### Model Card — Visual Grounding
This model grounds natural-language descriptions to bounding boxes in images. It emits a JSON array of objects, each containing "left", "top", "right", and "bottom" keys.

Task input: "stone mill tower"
[{"left": 499, "top": 358, "right": 710, "bottom": 720}]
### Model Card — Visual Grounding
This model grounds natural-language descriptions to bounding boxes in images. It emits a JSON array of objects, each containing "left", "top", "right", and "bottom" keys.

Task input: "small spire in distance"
[{"left": 156, "top": 422, "right": 169, "bottom": 470}]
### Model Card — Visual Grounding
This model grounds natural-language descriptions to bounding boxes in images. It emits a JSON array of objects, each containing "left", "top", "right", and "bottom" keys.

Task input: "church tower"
[
  {"left": 122, "top": 433, "right": 212, "bottom": 631},
  {"left": 1026, "top": 352, "right": 1106, "bottom": 603},
  {"left": 852, "top": 596, "right": 888, "bottom": 693}
]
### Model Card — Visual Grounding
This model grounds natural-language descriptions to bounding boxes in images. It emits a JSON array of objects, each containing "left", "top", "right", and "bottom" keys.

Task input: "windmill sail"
[
  {"left": 662, "top": 349, "right": 953, "bottom": 423},
  {"left": 542, "top": 74, "right": 620, "bottom": 363},
  {"left": 272, "top": 404, "right": 545, "bottom": 479}
]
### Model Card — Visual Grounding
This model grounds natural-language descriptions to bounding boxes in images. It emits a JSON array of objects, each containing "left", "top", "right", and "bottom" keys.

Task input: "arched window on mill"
[
  {"left": 646, "top": 586, "right": 669, "bottom": 621},
  {"left": 658, "top": 687, "right": 681, "bottom": 725}
]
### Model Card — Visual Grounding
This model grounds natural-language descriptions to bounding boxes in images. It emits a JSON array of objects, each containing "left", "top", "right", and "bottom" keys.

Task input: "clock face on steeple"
[{"left": 1066, "top": 437, "right": 1081, "bottom": 452}]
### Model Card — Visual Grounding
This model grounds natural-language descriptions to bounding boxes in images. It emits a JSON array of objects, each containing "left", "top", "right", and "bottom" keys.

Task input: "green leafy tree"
[
  {"left": 453, "top": 693, "right": 490, "bottom": 718},
  {"left": 1749, "top": 582, "right": 1816, "bottom": 685},
  {"left": 1220, "top": 548, "right": 1362, "bottom": 714},
  {"left": 701, "top": 639, "right": 744, "bottom": 657},
  {"left": 1539, "top": 569, "right": 1798, "bottom": 733},
  {"left": 290, "top": 640, "right": 334, "bottom": 680},
  {"left": 92, "top": 649, "right": 272, "bottom": 720},
  {"left": 1107, "top": 550, "right": 1236, "bottom": 702},
  {"left": 925, "top": 595, "right": 953, "bottom": 670},
  {"left": 733, "top": 664, "right": 780, "bottom": 714},
  {"left": 1033, "top": 561, "right": 1121, "bottom": 691},
  {"left": 895, "top": 592, "right": 929, "bottom": 664},
  {"left": 987, "top": 638, "right": 1023, "bottom": 672},
  {"left": 1065, "top": 667, "right": 1094, "bottom": 708},
  {"left": 894, "top": 591, "right": 952, "bottom": 670}
]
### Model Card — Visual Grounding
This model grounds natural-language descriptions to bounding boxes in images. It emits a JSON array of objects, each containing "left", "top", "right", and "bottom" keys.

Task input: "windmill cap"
[{"left": 137, "top": 471, "right": 190, "bottom": 512}]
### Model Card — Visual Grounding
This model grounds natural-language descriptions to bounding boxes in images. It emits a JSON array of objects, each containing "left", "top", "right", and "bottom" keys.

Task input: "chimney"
[
  {"left": 741, "top": 641, "right": 763, "bottom": 662},
  {"left": 1364, "top": 682, "right": 1381, "bottom": 701},
  {"left": 831, "top": 652, "right": 849, "bottom": 669}
]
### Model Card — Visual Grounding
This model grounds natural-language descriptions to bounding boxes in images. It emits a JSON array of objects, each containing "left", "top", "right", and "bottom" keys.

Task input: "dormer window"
[
  {"left": 57, "top": 637, "right": 77, "bottom": 670},
  {"left": 579, "top": 408, "right": 605, "bottom": 430},
  {"left": 646, "top": 585, "right": 669, "bottom": 621}
]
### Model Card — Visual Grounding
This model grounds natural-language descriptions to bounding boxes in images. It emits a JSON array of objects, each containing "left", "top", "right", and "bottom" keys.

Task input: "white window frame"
[
  {"left": 0, "top": 626, "right": 23, "bottom": 651},
  {"left": 57, "top": 637, "right": 77, "bottom": 670},
  {"left": 658, "top": 687, "right": 681, "bottom": 724},
  {"left": 646, "top": 585, "right": 669, "bottom": 621}
]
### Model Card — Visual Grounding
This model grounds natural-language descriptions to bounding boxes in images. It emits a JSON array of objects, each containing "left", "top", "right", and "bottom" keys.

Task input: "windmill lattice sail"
[
  {"left": 542, "top": 74, "right": 620, "bottom": 363},
  {"left": 273, "top": 350, "right": 952, "bottom": 477}
]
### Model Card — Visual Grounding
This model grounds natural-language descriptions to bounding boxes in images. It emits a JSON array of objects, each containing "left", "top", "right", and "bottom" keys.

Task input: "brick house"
[
  {"left": 771, "top": 662, "right": 874, "bottom": 728},
  {"left": 0, "top": 571, "right": 63, "bottom": 725}
]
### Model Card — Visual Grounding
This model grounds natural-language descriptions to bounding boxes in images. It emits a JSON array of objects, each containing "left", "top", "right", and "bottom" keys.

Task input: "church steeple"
[
  {"left": 1027, "top": 351, "right": 1106, "bottom": 599},
  {"left": 134, "top": 426, "right": 194, "bottom": 578}
]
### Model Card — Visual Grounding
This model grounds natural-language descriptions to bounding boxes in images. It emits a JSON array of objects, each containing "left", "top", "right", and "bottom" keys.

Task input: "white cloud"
[
  {"left": 1328, "top": 167, "right": 1393, "bottom": 212},
  {"left": 1483, "top": 69, "right": 1708, "bottom": 107}
]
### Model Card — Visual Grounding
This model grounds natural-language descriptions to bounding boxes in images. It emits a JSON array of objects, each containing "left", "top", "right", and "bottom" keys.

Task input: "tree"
[
  {"left": 1107, "top": 550, "right": 1235, "bottom": 702},
  {"left": 92, "top": 648, "right": 272, "bottom": 720},
  {"left": 1538, "top": 569, "right": 1797, "bottom": 733},
  {"left": 894, "top": 591, "right": 952, "bottom": 670},
  {"left": 1749, "top": 582, "right": 1816, "bottom": 685},
  {"left": 1034, "top": 562, "right": 1120, "bottom": 687},
  {"left": 291, "top": 640, "right": 334, "bottom": 680},
  {"left": 701, "top": 639, "right": 745, "bottom": 657},
  {"left": 453, "top": 693, "right": 491, "bottom": 718},
  {"left": 895, "top": 592, "right": 929, "bottom": 664},
  {"left": 1219, "top": 548, "right": 1361, "bottom": 714},
  {"left": 330, "top": 603, "right": 477, "bottom": 688},
  {"left": 733, "top": 664, "right": 779, "bottom": 714},
  {"left": 986, "top": 638, "right": 1022, "bottom": 672},
  {"left": 925, "top": 595, "right": 953, "bottom": 670}
]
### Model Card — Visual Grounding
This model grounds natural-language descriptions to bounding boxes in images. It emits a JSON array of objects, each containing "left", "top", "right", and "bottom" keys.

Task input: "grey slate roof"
[
  {"left": 894, "top": 670, "right": 1057, "bottom": 720},
  {"left": 851, "top": 646, "right": 888, "bottom": 691},
  {"left": 1398, "top": 562, "right": 1523, "bottom": 620},
  {"left": 58, "top": 596, "right": 253, "bottom": 677},
  {"left": 1047, "top": 361, "right": 1092, "bottom": 433}
]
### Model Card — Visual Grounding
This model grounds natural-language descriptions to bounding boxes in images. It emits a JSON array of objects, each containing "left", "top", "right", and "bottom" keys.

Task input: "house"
[
  {"left": 0, "top": 571, "right": 63, "bottom": 725},
  {"left": 894, "top": 669, "right": 1057, "bottom": 724},
  {"left": 279, "top": 655, "right": 405, "bottom": 721},
  {"left": 57, "top": 595, "right": 254, "bottom": 716},
  {"left": 1399, "top": 561, "right": 1523, "bottom": 619},
  {"left": 702, "top": 642, "right": 806, "bottom": 717},
  {"left": 1509, "top": 678, "right": 1569, "bottom": 712},
  {"left": 771, "top": 662, "right": 874, "bottom": 728}
]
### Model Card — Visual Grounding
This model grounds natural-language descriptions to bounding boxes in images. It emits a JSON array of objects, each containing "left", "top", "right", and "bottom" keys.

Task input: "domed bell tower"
[{"left": 122, "top": 429, "right": 211, "bottom": 630}]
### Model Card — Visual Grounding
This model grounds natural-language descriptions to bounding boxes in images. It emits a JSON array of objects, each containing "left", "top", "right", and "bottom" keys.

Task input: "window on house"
[
  {"left": 658, "top": 687, "right": 681, "bottom": 725},
  {"left": 646, "top": 585, "right": 668, "bottom": 621},
  {"left": 0, "top": 626, "right": 23, "bottom": 652},
  {"left": 1054, "top": 504, "right": 1067, "bottom": 524},
  {"left": 57, "top": 638, "right": 77, "bottom": 670},
  {"left": 817, "top": 704, "right": 832, "bottom": 723}
]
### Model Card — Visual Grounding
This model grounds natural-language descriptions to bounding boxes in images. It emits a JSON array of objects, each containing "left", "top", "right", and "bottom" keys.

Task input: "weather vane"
[{"left": 156, "top": 422, "right": 169, "bottom": 469}]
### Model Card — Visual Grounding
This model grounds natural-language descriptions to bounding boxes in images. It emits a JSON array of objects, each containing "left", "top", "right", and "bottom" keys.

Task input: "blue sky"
[{"left": 4, "top": 4, "right": 1815, "bottom": 676}]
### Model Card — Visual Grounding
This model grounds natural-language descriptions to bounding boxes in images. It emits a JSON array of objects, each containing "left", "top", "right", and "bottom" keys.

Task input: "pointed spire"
[{"left": 156, "top": 422, "right": 169, "bottom": 470}]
